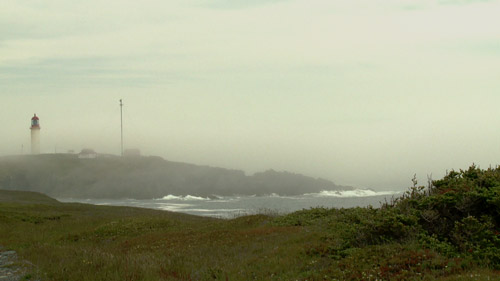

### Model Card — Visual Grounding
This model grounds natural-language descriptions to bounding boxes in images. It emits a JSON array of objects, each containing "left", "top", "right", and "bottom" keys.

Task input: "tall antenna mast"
[{"left": 120, "top": 99, "right": 124, "bottom": 156}]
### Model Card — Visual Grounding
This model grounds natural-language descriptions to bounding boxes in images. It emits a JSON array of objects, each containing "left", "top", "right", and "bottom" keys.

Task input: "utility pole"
[{"left": 120, "top": 99, "right": 124, "bottom": 156}]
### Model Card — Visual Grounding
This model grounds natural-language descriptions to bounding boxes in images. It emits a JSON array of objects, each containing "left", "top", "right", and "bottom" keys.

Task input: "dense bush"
[
  {"left": 391, "top": 165, "right": 500, "bottom": 268},
  {"left": 277, "top": 164, "right": 500, "bottom": 270}
]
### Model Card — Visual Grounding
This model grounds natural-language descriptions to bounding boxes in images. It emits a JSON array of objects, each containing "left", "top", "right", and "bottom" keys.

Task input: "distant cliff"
[{"left": 0, "top": 154, "right": 352, "bottom": 199}]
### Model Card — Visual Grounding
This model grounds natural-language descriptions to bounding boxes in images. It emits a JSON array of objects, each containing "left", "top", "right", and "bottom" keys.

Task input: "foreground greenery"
[{"left": 1, "top": 165, "right": 499, "bottom": 280}]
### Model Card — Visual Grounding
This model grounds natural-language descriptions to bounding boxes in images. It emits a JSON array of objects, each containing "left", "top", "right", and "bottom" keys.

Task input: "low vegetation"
[{"left": 1, "top": 164, "right": 499, "bottom": 280}]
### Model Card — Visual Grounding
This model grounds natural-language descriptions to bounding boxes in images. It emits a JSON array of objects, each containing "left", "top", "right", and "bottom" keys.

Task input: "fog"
[
  {"left": 0, "top": 154, "right": 353, "bottom": 199},
  {"left": 2, "top": 1, "right": 500, "bottom": 191}
]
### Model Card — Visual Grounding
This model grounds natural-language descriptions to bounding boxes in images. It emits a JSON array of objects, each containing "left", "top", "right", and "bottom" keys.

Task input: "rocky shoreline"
[{"left": 0, "top": 246, "right": 32, "bottom": 281}]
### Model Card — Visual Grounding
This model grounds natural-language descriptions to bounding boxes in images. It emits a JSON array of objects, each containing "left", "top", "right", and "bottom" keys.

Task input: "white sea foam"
[
  {"left": 159, "top": 195, "right": 182, "bottom": 200},
  {"left": 157, "top": 194, "right": 210, "bottom": 201},
  {"left": 209, "top": 195, "right": 242, "bottom": 203},
  {"left": 185, "top": 195, "right": 210, "bottom": 201},
  {"left": 307, "top": 189, "right": 402, "bottom": 198}
]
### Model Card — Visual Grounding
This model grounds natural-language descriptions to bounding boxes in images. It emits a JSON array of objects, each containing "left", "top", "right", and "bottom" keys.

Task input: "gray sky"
[{"left": 2, "top": 0, "right": 500, "bottom": 190}]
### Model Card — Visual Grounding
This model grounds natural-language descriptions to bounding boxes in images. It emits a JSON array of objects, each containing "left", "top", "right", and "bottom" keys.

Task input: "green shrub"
[
  {"left": 395, "top": 165, "right": 500, "bottom": 267},
  {"left": 348, "top": 207, "right": 419, "bottom": 246},
  {"left": 450, "top": 216, "right": 500, "bottom": 268}
]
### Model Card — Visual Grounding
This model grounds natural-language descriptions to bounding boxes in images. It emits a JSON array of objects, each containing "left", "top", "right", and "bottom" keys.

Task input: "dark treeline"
[{"left": 0, "top": 154, "right": 351, "bottom": 199}]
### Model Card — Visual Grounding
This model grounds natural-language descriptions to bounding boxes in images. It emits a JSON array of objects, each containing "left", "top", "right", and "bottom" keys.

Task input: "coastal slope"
[{"left": 0, "top": 154, "right": 351, "bottom": 199}]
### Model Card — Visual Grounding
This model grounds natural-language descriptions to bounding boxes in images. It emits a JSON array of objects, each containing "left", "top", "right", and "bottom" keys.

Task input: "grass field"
[{"left": 0, "top": 189, "right": 499, "bottom": 280}]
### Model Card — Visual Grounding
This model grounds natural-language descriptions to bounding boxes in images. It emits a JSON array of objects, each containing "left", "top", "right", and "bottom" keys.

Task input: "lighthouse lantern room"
[{"left": 30, "top": 114, "right": 41, "bottom": 154}]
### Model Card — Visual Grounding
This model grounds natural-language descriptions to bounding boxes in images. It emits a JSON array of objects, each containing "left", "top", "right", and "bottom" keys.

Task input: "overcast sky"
[{"left": 2, "top": 0, "right": 500, "bottom": 190}]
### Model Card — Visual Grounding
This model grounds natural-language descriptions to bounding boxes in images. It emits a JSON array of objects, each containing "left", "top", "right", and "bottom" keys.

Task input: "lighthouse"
[{"left": 30, "top": 114, "right": 41, "bottom": 154}]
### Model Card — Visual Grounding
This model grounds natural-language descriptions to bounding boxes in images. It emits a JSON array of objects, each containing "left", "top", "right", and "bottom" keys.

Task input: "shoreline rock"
[{"left": 0, "top": 246, "right": 32, "bottom": 281}]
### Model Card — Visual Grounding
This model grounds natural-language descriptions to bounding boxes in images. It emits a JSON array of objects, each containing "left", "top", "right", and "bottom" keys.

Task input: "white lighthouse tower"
[{"left": 30, "top": 114, "right": 41, "bottom": 154}]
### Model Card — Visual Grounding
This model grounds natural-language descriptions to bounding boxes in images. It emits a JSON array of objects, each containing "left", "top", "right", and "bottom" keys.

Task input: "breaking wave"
[
  {"left": 155, "top": 189, "right": 402, "bottom": 201},
  {"left": 60, "top": 189, "right": 404, "bottom": 219},
  {"left": 157, "top": 194, "right": 210, "bottom": 201},
  {"left": 306, "top": 189, "right": 402, "bottom": 198}
]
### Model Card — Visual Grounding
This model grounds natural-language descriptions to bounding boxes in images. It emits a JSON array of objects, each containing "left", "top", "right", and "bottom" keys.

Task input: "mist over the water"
[
  {"left": 0, "top": 154, "right": 355, "bottom": 199},
  {"left": 2, "top": 1, "right": 500, "bottom": 191}
]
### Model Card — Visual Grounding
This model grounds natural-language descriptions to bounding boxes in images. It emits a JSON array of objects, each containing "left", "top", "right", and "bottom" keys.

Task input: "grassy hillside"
[
  {"left": 0, "top": 154, "right": 350, "bottom": 199},
  {"left": 0, "top": 189, "right": 60, "bottom": 204},
  {"left": 1, "top": 165, "right": 499, "bottom": 280}
]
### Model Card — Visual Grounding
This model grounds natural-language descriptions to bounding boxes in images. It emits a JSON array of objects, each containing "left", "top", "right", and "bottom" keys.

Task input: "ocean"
[{"left": 58, "top": 189, "right": 404, "bottom": 219}]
